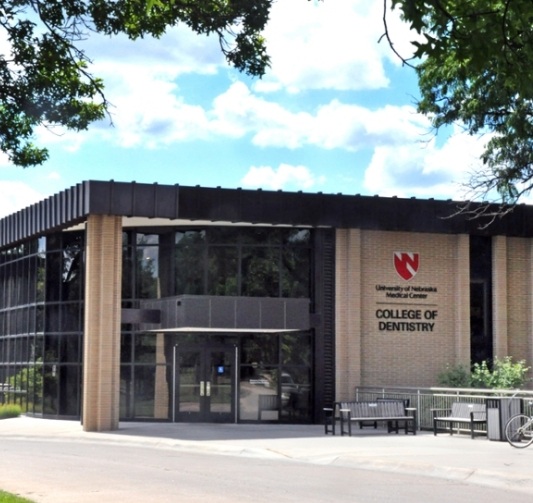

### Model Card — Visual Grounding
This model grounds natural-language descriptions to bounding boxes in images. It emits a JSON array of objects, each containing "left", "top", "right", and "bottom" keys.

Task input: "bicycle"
[
  {"left": 504, "top": 391, "right": 533, "bottom": 448},
  {"left": 505, "top": 413, "right": 533, "bottom": 448}
]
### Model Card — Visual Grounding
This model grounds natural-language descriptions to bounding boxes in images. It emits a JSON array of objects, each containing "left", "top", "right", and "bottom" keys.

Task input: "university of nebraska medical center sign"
[{"left": 374, "top": 251, "right": 439, "bottom": 333}]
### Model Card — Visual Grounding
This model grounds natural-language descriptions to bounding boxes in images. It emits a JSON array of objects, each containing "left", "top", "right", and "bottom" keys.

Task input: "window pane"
[
  {"left": 284, "top": 228, "right": 311, "bottom": 246},
  {"left": 240, "top": 228, "right": 282, "bottom": 245},
  {"left": 241, "top": 247, "right": 280, "bottom": 297},
  {"left": 281, "top": 367, "right": 312, "bottom": 422},
  {"left": 239, "top": 365, "right": 279, "bottom": 421},
  {"left": 136, "top": 245, "right": 159, "bottom": 299},
  {"left": 121, "top": 334, "right": 133, "bottom": 363},
  {"left": 175, "top": 246, "right": 205, "bottom": 295},
  {"left": 62, "top": 239, "right": 83, "bottom": 301},
  {"left": 208, "top": 246, "right": 238, "bottom": 295},
  {"left": 61, "top": 303, "right": 82, "bottom": 332},
  {"left": 134, "top": 366, "right": 156, "bottom": 418},
  {"left": 58, "top": 365, "right": 79, "bottom": 416},
  {"left": 135, "top": 334, "right": 156, "bottom": 363},
  {"left": 241, "top": 334, "right": 279, "bottom": 365},
  {"left": 207, "top": 227, "right": 240, "bottom": 244},
  {"left": 60, "top": 335, "right": 80, "bottom": 363},
  {"left": 43, "top": 364, "right": 58, "bottom": 414},
  {"left": 281, "top": 333, "right": 312, "bottom": 365},
  {"left": 175, "top": 230, "right": 205, "bottom": 245},
  {"left": 120, "top": 365, "right": 133, "bottom": 418},
  {"left": 282, "top": 248, "right": 310, "bottom": 298}
]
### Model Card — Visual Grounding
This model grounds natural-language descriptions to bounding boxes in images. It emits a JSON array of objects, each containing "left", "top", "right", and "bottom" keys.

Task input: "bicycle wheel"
[{"left": 505, "top": 414, "right": 533, "bottom": 448}]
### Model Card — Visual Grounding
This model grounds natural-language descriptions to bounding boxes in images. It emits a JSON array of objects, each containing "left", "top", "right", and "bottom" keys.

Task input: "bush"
[
  {"left": 437, "top": 363, "right": 472, "bottom": 388},
  {"left": 438, "top": 357, "right": 531, "bottom": 389},
  {"left": 0, "top": 404, "right": 21, "bottom": 420},
  {"left": 471, "top": 356, "right": 530, "bottom": 389}
]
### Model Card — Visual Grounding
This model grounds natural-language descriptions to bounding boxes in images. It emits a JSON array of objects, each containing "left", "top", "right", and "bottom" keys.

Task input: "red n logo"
[{"left": 394, "top": 252, "right": 419, "bottom": 281}]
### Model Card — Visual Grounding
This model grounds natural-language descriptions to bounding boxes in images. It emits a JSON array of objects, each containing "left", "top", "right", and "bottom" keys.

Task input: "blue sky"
[{"left": 0, "top": 0, "right": 488, "bottom": 218}]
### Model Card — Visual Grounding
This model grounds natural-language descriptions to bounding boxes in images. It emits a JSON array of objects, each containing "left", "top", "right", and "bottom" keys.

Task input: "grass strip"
[{"left": 0, "top": 490, "right": 35, "bottom": 502}]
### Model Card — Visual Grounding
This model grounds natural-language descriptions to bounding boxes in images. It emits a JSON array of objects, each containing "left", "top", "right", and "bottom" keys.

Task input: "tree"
[
  {"left": 387, "top": 1, "right": 533, "bottom": 212},
  {"left": 0, "top": 0, "right": 272, "bottom": 167}
]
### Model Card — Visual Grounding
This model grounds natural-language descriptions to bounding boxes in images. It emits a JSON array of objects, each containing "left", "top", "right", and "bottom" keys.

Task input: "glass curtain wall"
[
  {"left": 0, "top": 226, "right": 314, "bottom": 422},
  {"left": 120, "top": 227, "right": 314, "bottom": 422},
  {"left": 0, "top": 232, "right": 84, "bottom": 417}
]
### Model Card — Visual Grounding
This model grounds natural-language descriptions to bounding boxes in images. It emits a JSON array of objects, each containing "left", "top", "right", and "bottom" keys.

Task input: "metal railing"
[{"left": 354, "top": 386, "right": 533, "bottom": 432}]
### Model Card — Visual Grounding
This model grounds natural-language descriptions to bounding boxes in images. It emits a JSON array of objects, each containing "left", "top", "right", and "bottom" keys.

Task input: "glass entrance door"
[{"left": 173, "top": 344, "right": 236, "bottom": 422}]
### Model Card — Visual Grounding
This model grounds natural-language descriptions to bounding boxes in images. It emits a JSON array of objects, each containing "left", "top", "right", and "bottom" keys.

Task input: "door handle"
[
  {"left": 206, "top": 381, "right": 211, "bottom": 397},
  {"left": 200, "top": 381, "right": 205, "bottom": 397}
]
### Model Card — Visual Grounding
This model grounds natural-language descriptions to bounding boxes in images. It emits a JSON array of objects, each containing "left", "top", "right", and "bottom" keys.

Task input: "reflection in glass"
[
  {"left": 135, "top": 333, "right": 156, "bottom": 363},
  {"left": 282, "top": 247, "right": 310, "bottom": 298},
  {"left": 175, "top": 245, "right": 205, "bottom": 295},
  {"left": 281, "top": 333, "right": 312, "bottom": 365},
  {"left": 241, "top": 334, "right": 279, "bottom": 365},
  {"left": 43, "top": 364, "right": 58, "bottom": 414},
  {"left": 120, "top": 365, "right": 132, "bottom": 418},
  {"left": 178, "top": 350, "right": 201, "bottom": 413},
  {"left": 280, "top": 367, "right": 312, "bottom": 421},
  {"left": 208, "top": 246, "right": 238, "bottom": 295},
  {"left": 241, "top": 247, "right": 280, "bottom": 297},
  {"left": 208, "top": 350, "right": 233, "bottom": 413},
  {"left": 134, "top": 366, "right": 156, "bottom": 418},
  {"left": 136, "top": 235, "right": 159, "bottom": 299},
  {"left": 59, "top": 365, "right": 79, "bottom": 416},
  {"left": 239, "top": 366, "right": 279, "bottom": 421}
]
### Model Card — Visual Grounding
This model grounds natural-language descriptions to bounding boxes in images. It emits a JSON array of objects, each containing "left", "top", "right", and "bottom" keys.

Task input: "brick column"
[
  {"left": 82, "top": 215, "right": 122, "bottom": 431},
  {"left": 492, "top": 235, "right": 508, "bottom": 357},
  {"left": 335, "top": 228, "right": 362, "bottom": 400}
]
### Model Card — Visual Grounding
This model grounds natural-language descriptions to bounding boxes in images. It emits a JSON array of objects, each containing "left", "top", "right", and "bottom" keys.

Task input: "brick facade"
[
  {"left": 335, "top": 229, "right": 470, "bottom": 397},
  {"left": 499, "top": 237, "right": 533, "bottom": 367}
]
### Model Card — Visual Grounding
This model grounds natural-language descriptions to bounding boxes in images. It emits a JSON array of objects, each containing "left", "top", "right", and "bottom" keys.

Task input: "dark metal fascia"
[{"left": 4, "top": 179, "right": 533, "bottom": 250}]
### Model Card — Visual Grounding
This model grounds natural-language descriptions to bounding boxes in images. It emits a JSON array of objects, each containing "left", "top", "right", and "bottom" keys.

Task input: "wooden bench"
[
  {"left": 432, "top": 402, "right": 487, "bottom": 439},
  {"left": 337, "top": 401, "right": 417, "bottom": 437}
]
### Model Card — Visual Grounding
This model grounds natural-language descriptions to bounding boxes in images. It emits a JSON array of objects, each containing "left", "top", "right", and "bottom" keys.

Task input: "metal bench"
[
  {"left": 432, "top": 402, "right": 487, "bottom": 439},
  {"left": 337, "top": 401, "right": 417, "bottom": 437}
]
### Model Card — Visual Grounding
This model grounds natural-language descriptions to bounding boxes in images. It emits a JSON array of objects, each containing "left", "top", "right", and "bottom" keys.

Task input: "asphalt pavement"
[{"left": 2, "top": 416, "right": 533, "bottom": 495}]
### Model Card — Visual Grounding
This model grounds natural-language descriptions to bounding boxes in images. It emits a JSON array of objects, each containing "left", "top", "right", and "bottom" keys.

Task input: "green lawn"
[{"left": 0, "top": 491, "right": 35, "bottom": 502}]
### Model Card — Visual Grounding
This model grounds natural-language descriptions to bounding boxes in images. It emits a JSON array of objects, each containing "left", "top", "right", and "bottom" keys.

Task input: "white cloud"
[
  {"left": 255, "top": 0, "right": 416, "bottom": 93},
  {"left": 33, "top": 1, "right": 422, "bottom": 154},
  {"left": 211, "top": 83, "right": 429, "bottom": 152},
  {"left": 0, "top": 182, "right": 46, "bottom": 218},
  {"left": 363, "top": 130, "right": 489, "bottom": 200},
  {"left": 84, "top": 27, "right": 224, "bottom": 79},
  {"left": 241, "top": 164, "right": 325, "bottom": 191},
  {"left": 210, "top": 82, "right": 313, "bottom": 147}
]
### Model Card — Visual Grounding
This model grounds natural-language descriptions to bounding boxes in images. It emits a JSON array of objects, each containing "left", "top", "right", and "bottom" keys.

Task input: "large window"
[
  {"left": 173, "top": 227, "right": 311, "bottom": 298},
  {"left": 0, "top": 232, "right": 84, "bottom": 418},
  {"left": 469, "top": 236, "right": 493, "bottom": 364},
  {"left": 119, "top": 226, "right": 314, "bottom": 422}
]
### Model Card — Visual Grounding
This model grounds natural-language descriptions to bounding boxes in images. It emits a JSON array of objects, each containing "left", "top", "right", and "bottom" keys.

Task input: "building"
[{"left": 0, "top": 180, "right": 532, "bottom": 431}]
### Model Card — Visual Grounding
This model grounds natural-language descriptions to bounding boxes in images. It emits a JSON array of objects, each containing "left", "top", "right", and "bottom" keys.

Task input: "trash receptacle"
[{"left": 486, "top": 397, "right": 522, "bottom": 441}]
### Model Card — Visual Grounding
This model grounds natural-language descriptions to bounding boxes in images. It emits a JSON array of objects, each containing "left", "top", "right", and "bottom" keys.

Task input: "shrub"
[
  {"left": 438, "top": 357, "right": 531, "bottom": 389},
  {"left": 437, "top": 363, "right": 472, "bottom": 388},
  {"left": 471, "top": 356, "right": 530, "bottom": 389},
  {"left": 0, "top": 404, "right": 21, "bottom": 420}
]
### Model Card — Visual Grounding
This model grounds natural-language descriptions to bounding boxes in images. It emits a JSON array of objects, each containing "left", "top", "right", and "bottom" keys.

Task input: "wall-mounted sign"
[
  {"left": 374, "top": 251, "right": 439, "bottom": 333},
  {"left": 394, "top": 251, "right": 419, "bottom": 281}
]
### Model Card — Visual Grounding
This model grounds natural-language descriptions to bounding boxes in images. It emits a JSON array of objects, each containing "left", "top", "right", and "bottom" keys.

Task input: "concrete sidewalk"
[{"left": 2, "top": 416, "right": 533, "bottom": 494}]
